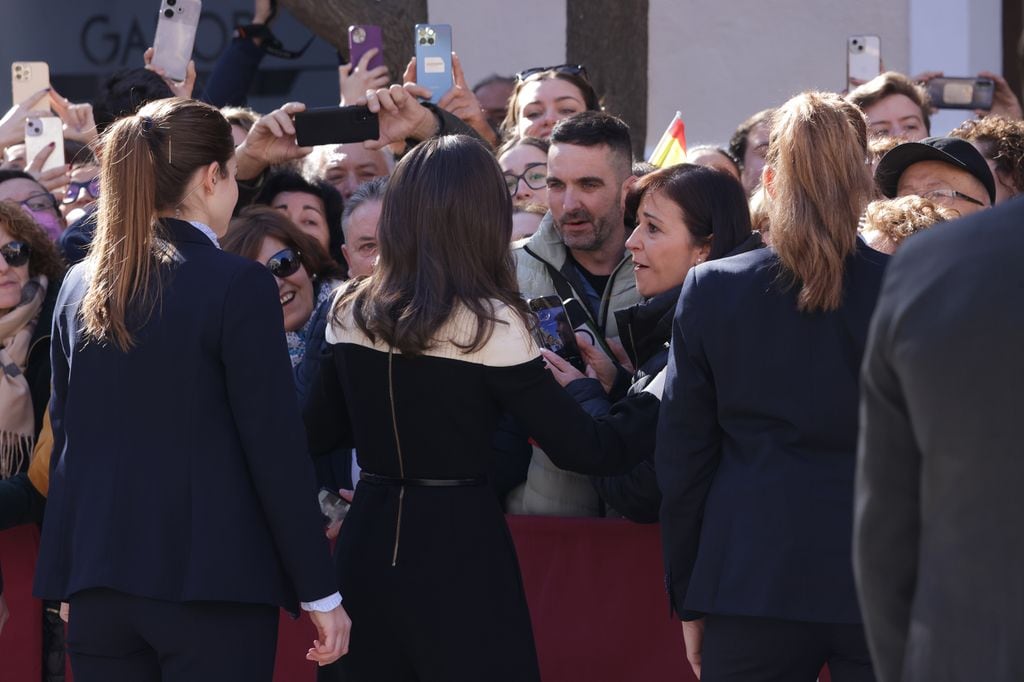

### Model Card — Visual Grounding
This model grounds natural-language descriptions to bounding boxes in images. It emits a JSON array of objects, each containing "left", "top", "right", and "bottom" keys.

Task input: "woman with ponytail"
[
  {"left": 34, "top": 97, "right": 350, "bottom": 681},
  {"left": 656, "top": 92, "right": 887, "bottom": 682}
]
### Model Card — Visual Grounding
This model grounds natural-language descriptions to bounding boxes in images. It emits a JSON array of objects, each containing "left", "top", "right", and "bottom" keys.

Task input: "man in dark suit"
[{"left": 855, "top": 196, "right": 1024, "bottom": 682}]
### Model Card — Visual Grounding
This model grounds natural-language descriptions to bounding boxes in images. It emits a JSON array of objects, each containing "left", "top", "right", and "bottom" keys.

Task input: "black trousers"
[
  {"left": 701, "top": 614, "right": 876, "bottom": 682},
  {"left": 66, "top": 588, "right": 279, "bottom": 682}
]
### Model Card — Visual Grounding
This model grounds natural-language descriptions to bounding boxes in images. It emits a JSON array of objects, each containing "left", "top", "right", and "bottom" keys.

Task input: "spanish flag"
[{"left": 648, "top": 111, "right": 687, "bottom": 168}]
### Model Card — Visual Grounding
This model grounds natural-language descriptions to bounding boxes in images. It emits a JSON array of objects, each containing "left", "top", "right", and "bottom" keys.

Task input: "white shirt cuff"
[{"left": 301, "top": 591, "right": 343, "bottom": 612}]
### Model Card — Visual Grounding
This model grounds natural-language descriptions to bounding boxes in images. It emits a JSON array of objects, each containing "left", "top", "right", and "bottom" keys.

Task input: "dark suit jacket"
[
  {"left": 856, "top": 198, "right": 1024, "bottom": 682},
  {"left": 34, "top": 219, "right": 336, "bottom": 613},
  {"left": 656, "top": 240, "right": 888, "bottom": 623}
]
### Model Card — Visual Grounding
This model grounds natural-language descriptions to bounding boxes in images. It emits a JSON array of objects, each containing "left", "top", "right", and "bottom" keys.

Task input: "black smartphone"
[
  {"left": 293, "top": 106, "right": 380, "bottom": 147},
  {"left": 926, "top": 77, "right": 995, "bottom": 110},
  {"left": 561, "top": 297, "right": 616, "bottom": 361},
  {"left": 528, "top": 296, "right": 585, "bottom": 371},
  {"left": 318, "top": 488, "right": 350, "bottom": 524}
]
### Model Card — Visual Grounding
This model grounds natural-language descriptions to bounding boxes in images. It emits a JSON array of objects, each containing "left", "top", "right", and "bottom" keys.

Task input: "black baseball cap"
[{"left": 875, "top": 136, "right": 996, "bottom": 205}]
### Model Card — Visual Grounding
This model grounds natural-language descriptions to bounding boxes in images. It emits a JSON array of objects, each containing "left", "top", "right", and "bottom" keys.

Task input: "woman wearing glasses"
[
  {"left": 34, "top": 98, "right": 351, "bottom": 680},
  {"left": 500, "top": 64, "right": 600, "bottom": 141},
  {"left": 0, "top": 170, "right": 66, "bottom": 242},
  {"left": 498, "top": 136, "right": 549, "bottom": 209},
  {"left": 223, "top": 206, "right": 345, "bottom": 369}
]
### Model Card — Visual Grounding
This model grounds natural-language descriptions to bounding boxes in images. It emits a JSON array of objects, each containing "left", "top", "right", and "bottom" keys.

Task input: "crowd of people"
[{"left": 1, "top": 3, "right": 1023, "bottom": 681}]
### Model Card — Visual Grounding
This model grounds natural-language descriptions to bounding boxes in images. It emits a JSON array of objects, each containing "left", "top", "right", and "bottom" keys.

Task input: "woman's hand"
[
  {"left": 360, "top": 84, "right": 438, "bottom": 150},
  {"left": 26, "top": 143, "right": 70, "bottom": 192},
  {"left": 48, "top": 89, "right": 98, "bottom": 144},
  {"left": 682, "top": 618, "right": 705, "bottom": 679},
  {"left": 339, "top": 49, "right": 390, "bottom": 106},
  {"left": 0, "top": 87, "right": 49, "bottom": 150},
  {"left": 540, "top": 348, "right": 588, "bottom": 387},
  {"left": 976, "top": 70, "right": 1023, "bottom": 120},
  {"left": 577, "top": 333, "right": 619, "bottom": 394},
  {"left": 235, "top": 102, "right": 314, "bottom": 180},
  {"left": 143, "top": 47, "right": 197, "bottom": 100},
  {"left": 403, "top": 54, "right": 497, "bottom": 146}
]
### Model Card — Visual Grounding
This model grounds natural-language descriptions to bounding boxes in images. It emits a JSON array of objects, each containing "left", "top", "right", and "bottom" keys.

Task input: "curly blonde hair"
[{"left": 863, "top": 196, "right": 957, "bottom": 252}]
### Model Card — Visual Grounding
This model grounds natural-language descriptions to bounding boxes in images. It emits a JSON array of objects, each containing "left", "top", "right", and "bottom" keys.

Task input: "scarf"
[{"left": 0, "top": 275, "right": 46, "bottom": 479}]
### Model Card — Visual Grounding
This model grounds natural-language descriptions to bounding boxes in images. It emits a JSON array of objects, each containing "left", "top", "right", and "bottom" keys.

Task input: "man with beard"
[{"left": 509, "top": 111, "right": 640, "bottom": 517}]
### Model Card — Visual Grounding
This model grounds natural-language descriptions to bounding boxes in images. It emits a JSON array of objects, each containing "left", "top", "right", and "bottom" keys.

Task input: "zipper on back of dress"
[{"left": 387, "top": 349, "right": 406, "bottom": 567}]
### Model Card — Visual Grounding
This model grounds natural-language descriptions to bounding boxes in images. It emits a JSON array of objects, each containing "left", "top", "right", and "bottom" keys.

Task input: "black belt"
[{"left": 360, "top": 472, "right": 485, "bottom": 488}]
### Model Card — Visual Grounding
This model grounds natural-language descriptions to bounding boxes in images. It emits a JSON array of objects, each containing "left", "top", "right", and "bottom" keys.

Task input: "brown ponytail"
[
  {"left": 767, "top": 92, "right": 872, "bottom": 312},
  {"left": 81, "top": 97, "right": 234, "bottom": 351}
]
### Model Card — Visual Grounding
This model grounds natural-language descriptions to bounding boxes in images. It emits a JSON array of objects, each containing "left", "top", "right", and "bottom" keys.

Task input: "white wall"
[
  {"left": 428, "top": 0, "right": 567, "bottom": 87},
  {"left": 647, "top": 0, "right": 910, "bottom": 153},
  {"left": 909, "top": 0, "right": 1003, "bottom": 135}
]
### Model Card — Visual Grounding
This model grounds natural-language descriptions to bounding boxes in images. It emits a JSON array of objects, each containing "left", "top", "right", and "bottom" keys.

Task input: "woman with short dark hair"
[{"left": 254, "top": 169, "right": 345, "bottom": 269}]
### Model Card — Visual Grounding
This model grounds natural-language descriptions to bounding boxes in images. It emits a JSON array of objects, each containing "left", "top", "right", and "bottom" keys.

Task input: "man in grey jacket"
[
  {"left": 510, "top": 111, "right": 640, "bottom": 516},
  {"left": 855, "top": 197, "right": 1024, "bottom": 682}
]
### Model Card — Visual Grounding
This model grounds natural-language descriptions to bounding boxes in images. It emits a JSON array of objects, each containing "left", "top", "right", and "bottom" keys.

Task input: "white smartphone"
[
  {"left": 11, "top": 61, "right": 50, "bottom": 110},
  {"left": 25, "top": 116, "right": 65, "bottom": 173},
  {"left": 847, "top": 35, "right": 881, "bottom": 87},
  {"left": 152, "top": 0, "right": 202, "bottom": 82}
]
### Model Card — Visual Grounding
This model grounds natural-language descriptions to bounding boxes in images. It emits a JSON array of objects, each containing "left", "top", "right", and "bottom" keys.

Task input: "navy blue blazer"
[
  {"left": 34, "top": 219, "right": 336, "bottom": 613},
  {"left": 656, "top": 240, "right": 888, "bottom": 623}
]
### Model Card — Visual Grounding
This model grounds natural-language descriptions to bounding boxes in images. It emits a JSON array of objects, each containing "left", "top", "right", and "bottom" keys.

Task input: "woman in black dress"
[{"left": 304, "top": 134, "right": 657, "bottom": 681}]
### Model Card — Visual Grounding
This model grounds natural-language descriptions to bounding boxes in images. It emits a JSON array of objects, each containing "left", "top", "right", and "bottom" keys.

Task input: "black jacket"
[{"left": 572, "top": 233, "right": 765, "bottom": 522}]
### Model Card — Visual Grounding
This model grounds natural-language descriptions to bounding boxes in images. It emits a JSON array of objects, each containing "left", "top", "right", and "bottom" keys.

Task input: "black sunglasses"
[
  {"left": 62, "top": 178, "right": 101, "bottom": 205},
  {"left": 265, "top": 248, "right": 303, "bottom": 279},
  {"left": 515, "top": 63, "right": 589, "bottom": 82},
  {"left": 0, "top": 240, "right": 31, "bottom": 267}
]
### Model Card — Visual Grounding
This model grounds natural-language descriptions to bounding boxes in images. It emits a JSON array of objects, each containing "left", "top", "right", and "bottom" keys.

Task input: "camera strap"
[{"left": 235, "top": 23, "right": 315, "bottom": 60}]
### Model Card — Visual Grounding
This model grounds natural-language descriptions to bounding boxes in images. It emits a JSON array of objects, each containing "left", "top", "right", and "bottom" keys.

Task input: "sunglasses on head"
[
  {"left": 0, "top": 240, "right": 31, "bottom": 267},
  {"left": 515, "top": 63, "right": 589, "bottom": 82},
  {"left": 265, "top": 248, "right": 303, "bottom": 279},
  {"left": 62, "top": 177, "right": 101, "bottom": 205}
]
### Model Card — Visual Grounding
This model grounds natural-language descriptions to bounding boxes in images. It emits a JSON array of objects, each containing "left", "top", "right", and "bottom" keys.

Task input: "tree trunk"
[{"left": 279, "top": 0, "right": 428, "bottom": 88}]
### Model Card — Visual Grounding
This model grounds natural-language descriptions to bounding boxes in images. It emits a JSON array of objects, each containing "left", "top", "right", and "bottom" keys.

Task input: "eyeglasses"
[
  {"left": 17, "top": 192, "right": 60, "bottom": 215},
  {"left": 515, "top": 64, "right": 589, "bottom": 82},
  {"left": 265, "top": 248, "right": 303, "bottom": 279},
  {"left": 504, "top": 163, "right": 548, "bottom": 194},
  {"left": 0, "top": 241, "right": 31, "bottom": 267},
  {"left": 62, "top": 178, "right": 100, "bottom": 205},
  {"left": 919, "top": 188, "right": 986, "bottom": 208}
]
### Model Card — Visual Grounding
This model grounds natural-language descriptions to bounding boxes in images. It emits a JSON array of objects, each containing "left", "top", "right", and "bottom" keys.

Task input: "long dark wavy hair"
[{"left": 339, "top": 135, "right": 532, "bottom": 356}]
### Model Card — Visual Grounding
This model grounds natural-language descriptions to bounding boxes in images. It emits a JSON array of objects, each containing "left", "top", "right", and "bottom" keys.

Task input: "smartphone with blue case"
[{"left": 414, "top": 24, "right": 453, "bottom": 104}]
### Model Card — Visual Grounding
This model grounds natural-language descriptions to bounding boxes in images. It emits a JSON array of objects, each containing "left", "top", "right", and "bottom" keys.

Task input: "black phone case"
[{"left": 293, "top": 106, "right": 380, "bottom": 147}]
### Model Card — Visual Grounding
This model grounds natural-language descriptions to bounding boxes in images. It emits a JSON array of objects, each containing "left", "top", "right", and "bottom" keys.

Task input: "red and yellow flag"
[{"left": 648, "top": 111, "right": 687, "bottom": 168}]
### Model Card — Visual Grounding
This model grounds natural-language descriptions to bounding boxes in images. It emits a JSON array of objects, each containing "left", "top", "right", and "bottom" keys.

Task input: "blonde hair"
[
  {"left": 767, "top": 92, "right": 873, "bottom": 312},
  {"left": 82, "top": 98, "right": 234, "bottom": 351},
  {"left": 863, "top": 196, "right": 957, "bottom": 251}
]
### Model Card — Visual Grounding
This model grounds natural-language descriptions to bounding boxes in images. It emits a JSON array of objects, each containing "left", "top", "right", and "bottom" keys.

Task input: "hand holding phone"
[
  {"left": 11, "top": 62, "right": 50, "bottom": 111},
  {"left": 847, "top": 35, "right": 881, "bottom": 88},
  {"left": 318, "top": 488, "right": 350, "bottom": 525},
  {"left": 25, "top": 116, "right": 65, "bottom": 173},
  {"left": 926, "top": 77, "right": 995, "bottom": 110},
  {"left": 529, "top": 296, "right": 585, "bottom": 372},
  {"left": 414, "top": 24, "right": 453, "bottom": 104},
  {"left": 151, "top": 0, "right": 201, "bottom": 83},
  {"left": 339, "top": 28, "right": 391, "bottom": 107}
]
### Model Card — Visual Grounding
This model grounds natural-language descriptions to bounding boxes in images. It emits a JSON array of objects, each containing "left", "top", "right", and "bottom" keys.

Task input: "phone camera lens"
[
  {"left": 428, "top": 38, "right": 435, "bottom": 45},
  {"left": 167, "top": 0, "right": 177, "bottom": 5},
  {"left": 164, "top": 8, "right": 174, "bottom": 17}
]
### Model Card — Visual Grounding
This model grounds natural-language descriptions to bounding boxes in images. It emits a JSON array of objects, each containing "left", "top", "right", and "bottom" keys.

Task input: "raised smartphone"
[
  {"left": 414, "top": 23, "right": 453, "bottom": 104},
  {"left": 926, "top": 77, "right": 995, "bottom": 110},
  {"left": 529, "top": 295, "right": 585, "bottom": 371},
  {"left": 152, "top": 0, "right": 202, "bottom": 82},
  {"left": 293, "top": 105, "right": 380, "bottom": 147},
  {"left": 348, "top": 24, "right": 384, "bottom": 71},
  {"left": 847, "top": 35, "right": 881, "bottom": 87},
  {"left": 11, "top": 62, "right": 50, "bottom": 111},
  {"left": 25, "top": 116, "right": 65, "bottom": 173}
]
